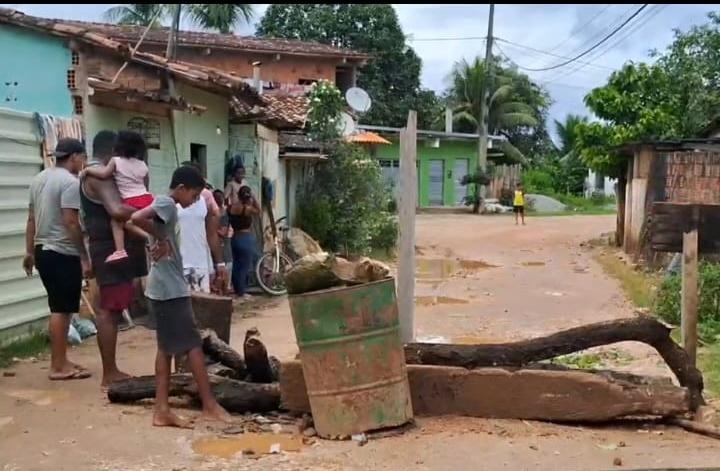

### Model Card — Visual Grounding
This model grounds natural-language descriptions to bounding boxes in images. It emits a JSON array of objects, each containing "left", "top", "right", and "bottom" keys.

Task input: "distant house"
[
  {"left": 358, "top": 117, "right": 508, "bottom": 208},
  {"left": 584, "top": 170, "right": 616, "bottom": 198},
  {"left": 618, "top": 138, "right": 720, "bottom": 260}
]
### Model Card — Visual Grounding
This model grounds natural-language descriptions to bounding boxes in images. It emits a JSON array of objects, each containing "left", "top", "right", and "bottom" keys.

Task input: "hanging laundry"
[{"left": 34, "top": 113, "right": 85, "bottom": 168}]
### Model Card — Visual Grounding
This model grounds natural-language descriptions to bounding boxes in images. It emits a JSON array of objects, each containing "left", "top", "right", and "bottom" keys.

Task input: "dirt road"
[{"left": 1, "top": 214, "right": 719, "bottom": 470}]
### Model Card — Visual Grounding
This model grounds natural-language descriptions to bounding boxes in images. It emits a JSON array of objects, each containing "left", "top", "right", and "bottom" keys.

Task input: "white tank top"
[
  {"left": 177, "top": 197, "right": 212, "bottom": 271},
  {"left": 113, "top": 157, "right": 149, "bottom": 199}
]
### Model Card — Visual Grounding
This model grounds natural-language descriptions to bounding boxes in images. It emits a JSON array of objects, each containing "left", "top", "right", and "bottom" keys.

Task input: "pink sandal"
[{"left": 106, "top": 250, "right": 129, "bottom": 264}]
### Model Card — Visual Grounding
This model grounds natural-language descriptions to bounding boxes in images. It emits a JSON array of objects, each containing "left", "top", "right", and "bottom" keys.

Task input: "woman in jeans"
[{"left": 229, "top": 185, "right": 260, "bottom": 299}]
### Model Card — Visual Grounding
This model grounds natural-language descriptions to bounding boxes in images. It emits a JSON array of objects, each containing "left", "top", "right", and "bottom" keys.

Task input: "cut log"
[
  {"left": 285, "top": 252, "right": 391, "bottom": 295},
  {"left": 404, "top": 317, "right": 705, "bottom": 409},
  {"left": 201, "top": 330, "right": 247, "bottom": 377},
  {"left": 107, "top": 374, "right": 280, "bottom": 413},
  {"left": 279, "top": 360, "right": 691, "bottom": 422},
  {"left": 244, "top": 328, "right": 278, "bottom": 383}
]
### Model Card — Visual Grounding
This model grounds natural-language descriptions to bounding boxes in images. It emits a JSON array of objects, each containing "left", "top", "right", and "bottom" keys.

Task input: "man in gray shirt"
[
  {"left": 131, "top": 166, "right": 229, "bottom": 427},
  {"left": 24, "top": 138, "right": 91, "bottom": 380}
]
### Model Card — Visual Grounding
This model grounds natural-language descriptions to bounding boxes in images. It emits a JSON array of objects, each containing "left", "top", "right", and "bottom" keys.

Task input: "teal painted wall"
[
  {"left": 85, "top": 83, "right": 229, "bottom": 193},
  {"left": 375, "top": 137, "right": 478, "bottom": 207},
  {"left": 0, "top": 25, "right": 73, "bottom": 117}
]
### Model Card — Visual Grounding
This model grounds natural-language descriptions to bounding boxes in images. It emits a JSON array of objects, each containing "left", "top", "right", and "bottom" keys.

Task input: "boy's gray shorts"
[{"left": 147, "top": 297, "right": 203, "bottom": 355}]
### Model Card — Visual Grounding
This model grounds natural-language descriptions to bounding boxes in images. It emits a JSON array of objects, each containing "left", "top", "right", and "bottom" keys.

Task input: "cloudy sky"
[{"left": 4, "top": 4, "right": 718, "bottom": 135}]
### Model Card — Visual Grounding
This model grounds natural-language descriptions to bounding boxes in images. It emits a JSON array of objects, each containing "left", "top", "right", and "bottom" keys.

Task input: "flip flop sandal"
[{"left": 49, "top": 369, "right": 92, "bottom": 381}]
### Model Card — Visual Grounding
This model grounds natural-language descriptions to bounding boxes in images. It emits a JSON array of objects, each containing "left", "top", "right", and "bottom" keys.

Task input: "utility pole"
[{"left": 476, "top": 3, "right": 494, "bottom": 213}]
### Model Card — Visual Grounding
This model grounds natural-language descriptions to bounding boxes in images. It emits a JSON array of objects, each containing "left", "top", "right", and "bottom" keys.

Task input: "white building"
[{"left": 585, "top": 169, "right": 616, "bottom": 198}]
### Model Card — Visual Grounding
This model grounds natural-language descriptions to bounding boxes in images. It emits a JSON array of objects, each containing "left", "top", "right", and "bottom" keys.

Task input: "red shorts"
[
  {"left": 123, "top": 193, "right": 154, "bottom": 210},
  {"left": 99, "top": 282, "right": 135, "bottom": 312}
]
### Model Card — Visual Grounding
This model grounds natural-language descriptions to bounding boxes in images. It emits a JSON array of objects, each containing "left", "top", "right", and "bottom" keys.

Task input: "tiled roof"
[
  {"left": 347, "top": 131, "right": 391, "bottom": 145},
  {"left": 2, "top": 10, "right": 368, "bottom": 60},
  {"left": 0, "top": 8, "right": 261, "bottom": 104},
  {"left": 232, "top": 92, "right": 310, "bottom": 130},
  {"left": 278, "top": 132, "right": 322, "bottom": 152},
  {"left": 88, "top": 77, "right": 207, "bottom": 114}
]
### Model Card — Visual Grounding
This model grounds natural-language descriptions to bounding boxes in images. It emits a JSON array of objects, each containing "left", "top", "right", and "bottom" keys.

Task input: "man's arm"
[
  {"left": 23, "top": 207, "right": 35, "bottom": 275},
  {"left": 85, "top": 176, "right": 134, "bottom": 222},
  {"left": 205, "top": 210, "right": 223, "bottom": 265}
]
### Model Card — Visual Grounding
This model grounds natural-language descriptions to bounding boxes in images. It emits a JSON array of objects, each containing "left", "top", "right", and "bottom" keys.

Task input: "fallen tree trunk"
[
  {"left": 107, "top": 374, "right": 280, "bottom": 413},
  {"left": 404, "top": 317, "right": 705, "bottom": 409},
  {"left": 280, "top": 361, "right": 691, "bottom": 421},
  {"left": 201, "top": 330, "right": 246, "bottom": 377}
]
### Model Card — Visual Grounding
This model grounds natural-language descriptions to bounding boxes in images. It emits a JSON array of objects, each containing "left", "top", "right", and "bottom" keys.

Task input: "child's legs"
[
  {"left": 185, "top": 346, "right": 220, "bottom": 410},
  {"left": 111, "top": 219, "right": 126, "bottom": 252},
  {"left": 154, "top": 348, "right": 172, "bottom": 412}
]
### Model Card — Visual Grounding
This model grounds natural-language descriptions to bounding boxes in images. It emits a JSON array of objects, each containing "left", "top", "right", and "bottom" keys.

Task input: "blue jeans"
[{"left": 231, "top": 232, "right": 256, "bottom": 296}]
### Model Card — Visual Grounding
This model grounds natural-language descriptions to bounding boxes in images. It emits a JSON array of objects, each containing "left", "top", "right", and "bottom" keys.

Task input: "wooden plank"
[
  {"left": 650, "top": 202, "right": 720, "bottom": 253},
  {"left": 398, "top": 110, "right": 417, "bottom": 343},
  {"left": 682, "top": 226, "right": 699, "bottom": 366}
]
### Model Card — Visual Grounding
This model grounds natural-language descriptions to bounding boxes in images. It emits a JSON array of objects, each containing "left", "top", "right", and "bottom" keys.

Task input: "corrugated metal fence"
[{"left": 0, "top": 108, "right": 47, "bottom": 342}]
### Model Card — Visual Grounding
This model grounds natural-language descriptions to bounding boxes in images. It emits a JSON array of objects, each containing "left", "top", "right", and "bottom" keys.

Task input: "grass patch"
[
  {"left": 699, "top": 342, "right": 720, "bottom": 396},
  {"left": 594, "top": 250, "right": 658, "bottom": 309},
  {"left": 368, "top": 247, "right": 396, "bottom": 263},
  {"left": 551, "top": 353, "right": 602, "bottom": 369},
  {"left": 0, "top": 331, "right": 49, "bottom": 368}
]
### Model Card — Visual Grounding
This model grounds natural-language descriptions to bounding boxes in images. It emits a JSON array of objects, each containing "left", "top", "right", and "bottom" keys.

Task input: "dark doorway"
[{"left": 190, "top": 143, "right": 207, "bottom": 178}]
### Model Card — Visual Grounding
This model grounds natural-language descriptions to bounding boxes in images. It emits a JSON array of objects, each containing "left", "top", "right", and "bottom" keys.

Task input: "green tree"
[
  {"left": 104, "top": 4, "right": 253, "bottom": 33},
  {"left": 448, "top": 57, "right": 547, "bottom": 163},
  {"left": 257, "top": 4, "right": 440, "bottom": 129},
  {"left": 103, "top": 4, "right": 166, "bottom": 27},
  {"left": 548, "top": 114, "right": 589, "bottom": 195}
]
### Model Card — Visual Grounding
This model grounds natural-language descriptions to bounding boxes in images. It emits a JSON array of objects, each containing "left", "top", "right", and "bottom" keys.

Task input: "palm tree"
[
  {"left": 449, "top": 57, "right": 538, "bottom": 163},
  {"left": 554, "top": 114, "right": 588, "bottom": 159},
  {"left": 103, "top": 4, "right": 166, "bottom": 27},
  {"left": 104, "top": 4, "right": 253, "bottom": 33},
  {"left": 554, "top": 114, "right": 590, "bottom": 194},
  {"left": 186, "top": 4, "right": 254, "bottom": 34}
]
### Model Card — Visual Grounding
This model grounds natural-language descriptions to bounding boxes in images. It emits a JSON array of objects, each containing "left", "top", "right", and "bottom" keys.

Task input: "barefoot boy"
[{"left": 131, "top": 166, "right": 229, "bottom": 427}]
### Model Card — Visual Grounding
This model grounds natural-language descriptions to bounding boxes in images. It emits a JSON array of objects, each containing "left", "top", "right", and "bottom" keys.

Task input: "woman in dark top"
[{"left": 228, "top": 185, "right": 260, "bottom": 298}]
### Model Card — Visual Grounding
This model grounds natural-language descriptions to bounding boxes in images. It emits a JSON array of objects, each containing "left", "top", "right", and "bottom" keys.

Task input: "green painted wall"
[
  {"left": 375, "top": 137, "right": 478, "bottom": 207},
  {"left": 85, "top": 83, "right": 229, "bottom": 193},
  {"left": 0, "top": 25, "right": 73, "bottom": 117}
]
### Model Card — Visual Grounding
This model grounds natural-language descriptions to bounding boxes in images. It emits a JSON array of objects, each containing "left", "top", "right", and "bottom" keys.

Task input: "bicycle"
[{"left": 255, "top": 216, "right": 294, "bottom": 296}]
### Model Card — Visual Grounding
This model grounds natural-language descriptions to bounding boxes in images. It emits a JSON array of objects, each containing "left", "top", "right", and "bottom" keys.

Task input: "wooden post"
[
  {"left": 398, "top": 110, "right": 417, "bottom": 343},
  {"left": 681, "top": 209, "right": 700, "bottom": 365}
]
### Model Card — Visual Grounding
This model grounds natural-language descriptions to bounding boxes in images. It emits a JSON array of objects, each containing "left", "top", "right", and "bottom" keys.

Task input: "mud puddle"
[
  {"left": 415, "top": 296, "right": 469, "bottom": 306},
  {"left": 192, "top": 433, "right": 303, "bottom": 459},
  {"left": 417, "top": 258, "right": 495, "bottom": 280}
]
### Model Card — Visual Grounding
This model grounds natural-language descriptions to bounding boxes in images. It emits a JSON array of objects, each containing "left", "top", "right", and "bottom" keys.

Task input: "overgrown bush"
[
  {"left": 522, "top": 169, "right": 554, "bottom": 194},
  {"left": 296, "top": 142, "right": 396, "bottom": 256},
  {"left": 655, "top": 262, "right": 720, "bottom": 342}
]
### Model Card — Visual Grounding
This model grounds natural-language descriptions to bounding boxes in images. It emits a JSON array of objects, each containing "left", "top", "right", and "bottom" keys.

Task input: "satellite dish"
[
  {"left": 345, "top": 87, "right": 372, "bottom": 113},
  {"left": 338, "top": 112, "right": 356, "bottom": 136}
]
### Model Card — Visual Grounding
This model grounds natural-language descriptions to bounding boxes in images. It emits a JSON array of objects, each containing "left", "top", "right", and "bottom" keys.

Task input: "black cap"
[{"left": 53, "top": 138, "right": 86, "bottom": 158}]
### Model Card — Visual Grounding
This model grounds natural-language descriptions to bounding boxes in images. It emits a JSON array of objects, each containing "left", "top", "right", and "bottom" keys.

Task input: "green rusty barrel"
[{"left": 288, "top": 278, "right": 413, "bottom": 438}]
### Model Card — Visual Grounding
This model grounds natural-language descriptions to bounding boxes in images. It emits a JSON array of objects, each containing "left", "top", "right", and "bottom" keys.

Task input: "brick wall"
[{"left": 664, "top": 151, "right": 720, "bottom": 203}]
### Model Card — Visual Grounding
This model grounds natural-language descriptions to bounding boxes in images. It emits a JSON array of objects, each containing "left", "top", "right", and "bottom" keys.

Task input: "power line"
[
  {"left": 408, "top": 35, "right": 486, "bottom": 42},
  {"left": 541, "top": 4, "right": 666, "bottom": 85},
  {"left": 494, "top": 37, "right": 615, "bottom": 71},
  {"left": 543, "top": 4, "right": 613, "bottom": 54},
  {"left": 507, "top": 4, "right": 649, "bottom": 72}
]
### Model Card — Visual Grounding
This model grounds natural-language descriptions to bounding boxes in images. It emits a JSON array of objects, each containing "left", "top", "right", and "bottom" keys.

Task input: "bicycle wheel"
[{"left": 255, "top": 251, "right": 293, "bottom": 296}]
